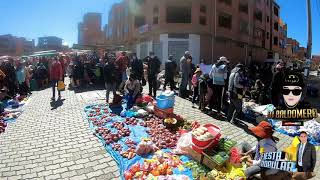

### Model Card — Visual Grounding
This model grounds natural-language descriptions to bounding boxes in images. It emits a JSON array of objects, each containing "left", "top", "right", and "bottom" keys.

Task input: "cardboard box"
[{"left": 185, "top": 146, "right": 203, "bottom": 163}]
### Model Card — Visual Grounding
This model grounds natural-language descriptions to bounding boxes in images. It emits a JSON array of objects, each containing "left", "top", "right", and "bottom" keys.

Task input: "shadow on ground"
[{"left": 50, "top": 98, "right": 66, "bottom": 110}]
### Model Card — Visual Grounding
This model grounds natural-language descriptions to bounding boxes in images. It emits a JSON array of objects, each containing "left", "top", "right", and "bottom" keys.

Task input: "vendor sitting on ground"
[
  {"left": 240, "top": 121, "right": 279, "bottom": 179},
  {"left": 124, "top": 73, "right": 141, "bottom": 109}
]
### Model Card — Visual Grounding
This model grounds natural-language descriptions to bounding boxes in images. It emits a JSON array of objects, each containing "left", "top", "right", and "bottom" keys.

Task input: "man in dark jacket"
[
  {"left": 131, "top": 53, "right": 144, "bottom": 82},
  {"left": 294, "top": 131, "right": 316, "bottom": 179},
  {"left": 164, "top": 55, "right": 177, "bottom": 91},
  {"left": 103, "top": 57, "right": 117, "bottom": 103},
  {"left": 144, "top": 52, "right": 161, "bottom": 97}
]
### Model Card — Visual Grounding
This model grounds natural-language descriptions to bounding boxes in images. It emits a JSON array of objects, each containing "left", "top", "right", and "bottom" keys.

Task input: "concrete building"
[
  {"left": 38, "top": 36, "right": 63, "bottom": 51},
  {"left": 106, "top": 0, "right": 282, "bottom": 65},
  {"left": 78, "top": 13, "right": 104, "bottom": 46},
  {"left": 0, "top": 34, "right": 35, "bottom": 56}
]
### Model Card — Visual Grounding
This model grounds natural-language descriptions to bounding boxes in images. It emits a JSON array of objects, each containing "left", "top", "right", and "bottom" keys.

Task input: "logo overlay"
[
  {"left": 267, "top": 71, "right": 318, "bottom": 126},
  {"left": 260, "top": 151, "right": 296, "bottom": 172}
]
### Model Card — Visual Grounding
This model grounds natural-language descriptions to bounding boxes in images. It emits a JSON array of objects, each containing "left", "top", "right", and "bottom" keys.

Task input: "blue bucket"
[{"left": 156, "top": 95, "right": 175, "bottom": 109}]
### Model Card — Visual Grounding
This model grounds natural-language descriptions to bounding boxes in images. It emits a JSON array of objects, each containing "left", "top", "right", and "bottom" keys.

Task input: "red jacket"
[
  {"left": 50, "top": 61, "right": 63, "bottom": 81},
  {"left": 115, "top": 55, "right": 129, "bottom": 72}
]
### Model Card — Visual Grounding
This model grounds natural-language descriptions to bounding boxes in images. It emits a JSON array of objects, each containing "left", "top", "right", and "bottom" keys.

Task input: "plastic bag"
[
  {"left": 57, "top": 81, "right": 65, "bottom": 91},
  {"left": 173, "top": 132, "right": 192, "bottom": 155}
]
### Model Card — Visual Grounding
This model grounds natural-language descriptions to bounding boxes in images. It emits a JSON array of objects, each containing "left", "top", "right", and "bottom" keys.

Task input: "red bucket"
[{"left": 191, "top": 124, "right": 221, "bottom": 153}]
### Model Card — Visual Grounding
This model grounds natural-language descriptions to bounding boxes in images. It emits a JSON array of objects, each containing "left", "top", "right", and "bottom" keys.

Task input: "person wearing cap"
[
  {"left": 191, "top": 68, "right": 202, "bottom": 107},
  {"left": 179, "top": 51, "right": 192, "bottom": 98},
  {"left": 164, "top": 55, "right": 177, "bottom": 91},
  {"left": 240, "top": 121, "right": 279, "bottom": 178},
  {"left": 144, "top": 52, "right": 161, "bottom": 97},
  {"left": 271, "top": 63, "right": 286, "bottom": 107},
  {"left": 227, "top": 63, "right": 246, "bottom": 124},
  {"left": 209, "top": 56, "right": 229, "bottom": 115},
  {"left": 293, "top": 131, "right": 316, "bottom": 179}
]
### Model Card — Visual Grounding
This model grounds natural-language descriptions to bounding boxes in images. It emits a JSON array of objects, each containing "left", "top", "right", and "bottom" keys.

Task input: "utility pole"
[
  {"left": 305, "top": 0, "right": 312, "bottom": 78},
  {"left": 306, "top": 0, "right": 312, "bottom": 59}
]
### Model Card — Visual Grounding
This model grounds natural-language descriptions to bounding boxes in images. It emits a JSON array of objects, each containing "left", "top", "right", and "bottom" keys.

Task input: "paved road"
[{"left": 0, "top": 81, "right": 319, "bottom": 179}]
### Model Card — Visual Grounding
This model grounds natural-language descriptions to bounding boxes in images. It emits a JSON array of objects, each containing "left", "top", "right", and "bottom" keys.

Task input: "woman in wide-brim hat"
[{"left": 240, "top": 121, "right": 279, "bottom": 179}]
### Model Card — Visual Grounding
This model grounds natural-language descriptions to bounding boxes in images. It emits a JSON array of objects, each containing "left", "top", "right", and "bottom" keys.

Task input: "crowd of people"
[{"left": 0, "top": 50, "right": 307, "bottom": 118}]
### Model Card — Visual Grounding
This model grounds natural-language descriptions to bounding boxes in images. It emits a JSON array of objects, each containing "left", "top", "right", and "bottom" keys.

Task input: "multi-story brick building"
[
  {"left": 38, "top": 36, "right": 63, "bottom": 51},
  {"left": 106, "top": 0, "right": 282, "bottom": 65},
  {"left": 78, "top": 13, "right": 104, "bottom": 46},
  {"left": 0, "top": 34, "right": 35, "bottom": 56}
]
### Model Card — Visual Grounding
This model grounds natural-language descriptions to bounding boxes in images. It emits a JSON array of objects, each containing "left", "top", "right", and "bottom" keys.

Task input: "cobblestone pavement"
[
  {"left": 0, "top": 84, "right": 120, "bottom": 180},
  {"left": 0, "top": 81, "right": 319, "bottom": 179}
]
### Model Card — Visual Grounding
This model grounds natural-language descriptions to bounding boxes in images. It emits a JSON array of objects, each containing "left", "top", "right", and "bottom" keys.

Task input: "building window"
[
  {"left": 254, "top": 10, "right": 263, "bottom": 22},
  {"left": 153, "top": 17, "right": 158, "bottom": 24},
  {"left": 274, "top": 36, "right": 278, "bottom": 46},
  {"left": 239, "top": 20, "right": 249, "bottom": 34},
  {"left": 219, "top": 0, "right": 232, "bottom": 6},
  {"left": 199, "top": 16, "right": 207, "bottom": 25},
  {"left": 218, "top": 13, "right": 232, "bottom": 29},
  {"left": 134, "top": 16, "right": 146, "bottom": 28},
  {"left": 267, "top": 32, "right": 269, "bottom": 39},
  {"left": 239, "top": 3, "right": 248, "bottom": 14},
  {"left": 274, "top": 6, "right": 279, "bottom": 16},
  {"left": 200, "top": 5, "right": 206, "bottom": 13},
  {"left": 274, "top": 22, "right": 279, "bottom": 31},
  {"left": 154, "top": 6, "right": 159, "bottom": 14},
  {"left": 166, "top": 6, "right": 191, "bottom": 23},
  {"left": 266, "top": 16, "right": 270, "bottom": 23},
  {"left": 267, "top": 0, "right": 269, "bottom": 6},
  {"left": 254, "top": 28, "right": 263, "bottom": 39}
]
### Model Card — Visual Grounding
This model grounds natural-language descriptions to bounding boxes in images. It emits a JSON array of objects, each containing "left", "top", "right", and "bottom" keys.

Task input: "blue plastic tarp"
[{"left": 84, "top": 104, "right": 194, "bottom": 180}]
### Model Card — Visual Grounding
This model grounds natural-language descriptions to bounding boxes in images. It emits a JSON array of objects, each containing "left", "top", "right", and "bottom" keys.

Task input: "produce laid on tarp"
[
  {"left": 0, "top": 96, "right": 30, "bottom": 134},
  {"left": 84, "top": 92, "right": 247, "bottom": 180}
]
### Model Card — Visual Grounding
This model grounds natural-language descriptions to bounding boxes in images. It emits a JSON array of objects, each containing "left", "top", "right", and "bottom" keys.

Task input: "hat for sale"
[{"left": 249, "top": 121, "right": 274, "bottom": 138}]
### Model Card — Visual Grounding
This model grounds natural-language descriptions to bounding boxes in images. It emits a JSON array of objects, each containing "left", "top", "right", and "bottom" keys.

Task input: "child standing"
[{"left": 191, "top": 68, "right": 202, "bottom": 107}]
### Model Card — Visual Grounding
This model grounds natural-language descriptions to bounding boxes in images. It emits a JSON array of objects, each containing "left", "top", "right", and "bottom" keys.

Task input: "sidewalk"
[{"left": 0, "top": 85, "right": 120, "bottom": 180}]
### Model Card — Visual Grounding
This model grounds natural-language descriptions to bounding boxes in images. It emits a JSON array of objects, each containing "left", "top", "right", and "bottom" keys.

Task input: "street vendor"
[
  {"left": 124, "top": 73, "right": 141, "bottom": 109},
  {"left": 239, "top": 121, "right": 279, "bottom": 179}
]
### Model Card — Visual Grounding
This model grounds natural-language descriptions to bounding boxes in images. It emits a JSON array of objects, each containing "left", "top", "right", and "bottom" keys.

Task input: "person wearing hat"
[
  {"left": 293, "top": 131, "right": 316, "bottom": 179},
  {"left": 144, "top": 52, "right": 161, "bottom": 97},
  {"left": 179, "top": 51, "right": 192, "bottom": 98},
  {"left": 164, "top": 55, "right": 177, "bottom": 91},
  {"left": 227, "top": 63, "right": 246, "bottom": 124},
  {"left": 240, "top": 121, "right": 279, "bottom": 178},
  {"left": 208, "top": 56, "right": 229, "bottom": 115},
  {"left": 191, "top": 68, "right": 202, "bottom": 107}
]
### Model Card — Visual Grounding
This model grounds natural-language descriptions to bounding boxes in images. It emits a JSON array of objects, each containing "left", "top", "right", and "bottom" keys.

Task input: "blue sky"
[{"left": 0, "top": 0, "right": 319, "bottom": 55}]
